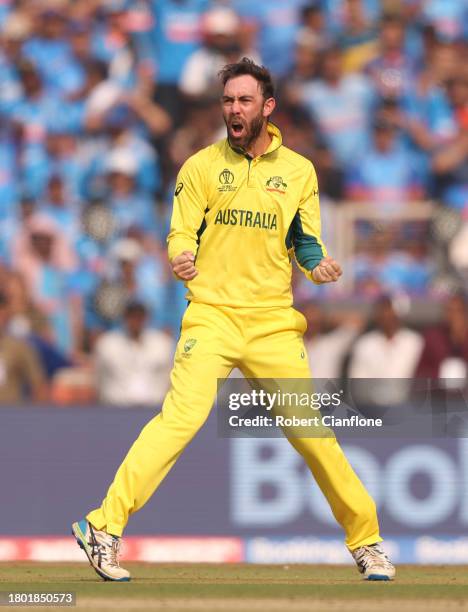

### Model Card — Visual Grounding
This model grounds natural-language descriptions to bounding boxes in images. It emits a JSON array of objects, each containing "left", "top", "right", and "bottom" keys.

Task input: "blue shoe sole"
[
  {"left": 366, "top": 574, "right": 392, "bottom": 581},
  {"left": 71, "top": 521, "right": 130, "bottom": 583}
]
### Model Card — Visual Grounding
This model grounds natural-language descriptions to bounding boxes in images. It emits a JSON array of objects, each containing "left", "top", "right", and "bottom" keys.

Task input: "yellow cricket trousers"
[{"left": 87, "top": 302, "right": 381, "bottom": 550}]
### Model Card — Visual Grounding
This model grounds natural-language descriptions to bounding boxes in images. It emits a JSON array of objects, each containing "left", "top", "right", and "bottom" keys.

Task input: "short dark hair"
[
  {"left": 380, "top": 13, "right": 404, "bottom": 28},
  {"left": 124, "top": 301, "right": 147, "bottom": 318},
  {"left": 218, "top": 57, "right": 275, "bottom": 99}
]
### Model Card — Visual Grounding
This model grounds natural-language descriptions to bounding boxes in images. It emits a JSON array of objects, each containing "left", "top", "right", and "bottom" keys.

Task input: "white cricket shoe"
[
  {"left": 72, "top": 519, "right": 130, "bottom": 582},
  {"left": 351, "top": 542, "right": 395, "bottom": 581}
]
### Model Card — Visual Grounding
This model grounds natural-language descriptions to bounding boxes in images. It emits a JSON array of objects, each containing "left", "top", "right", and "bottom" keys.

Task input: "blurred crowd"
[
  {"left": 304, "top": 293, "right": 468, "bottom": 380},
  {"left": 0, "top": 0, "right": 466, "bottom": 403}
]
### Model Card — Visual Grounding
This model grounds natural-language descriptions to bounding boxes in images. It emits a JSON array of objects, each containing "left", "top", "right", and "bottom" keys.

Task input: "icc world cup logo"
[{"left": 219, "top": 168, "right": 234, "bottom": 185}]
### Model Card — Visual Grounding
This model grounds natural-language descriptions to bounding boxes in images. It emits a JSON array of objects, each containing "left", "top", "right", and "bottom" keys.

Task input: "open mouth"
[{"left": 230, "top": 120, "right": 245, "bottom": 137}]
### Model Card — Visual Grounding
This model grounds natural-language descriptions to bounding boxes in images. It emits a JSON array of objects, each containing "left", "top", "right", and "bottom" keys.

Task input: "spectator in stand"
[
  {"left": 276, "top": 28, "right": 321, "bottom": 110},
  {"left": 345, "top": 114, "right": 426, "bottom": 205},
  {"left": 303, "top": 301, "right": 364, "bottom": 379},
  {"left": 84, "top": 73, "right": 171, "bottom": 139},
  {"left": 12, "top": 214, "right": 81, "bottom": 356},
  {"left": 365, "top": 13, "right": 415, "bottom": 101},
  {"left": 98, "top": 118, "right": 163, "bottom": 197},
  {"left": 432, "top": 67, "right": 468, "bottom": 211},
  {"left": 5, "top": 270, "right": 73, "bottom": 379},
  {"left": 21, "top": 1, "right": 82, "bottom": 96},
  {"left": 104, "top": 150, "right": 159, "bottom": 239},
  {"left": 301, "top": 45, "right": 375, "bottom": 167},
  {"left": 0, "top": 290, "right": 47, "bottom": 403},
  {"left": 301, "top": 3, "right": 332, "bottom": 51},
  {"left": 0, "top": 12, "right": 31, "bottom": 115},
  {"left": 322, "top": 0, "right": 381, "bottom": 36},
  {"left": 38, "top": 174, "right": 80, "bottom": 243},
  {"left": 416, "top": 293, "right": 468, "bottom": 384},
  {"left": 408, "top": 23, "right": 438, "bottom": 72},
  {"left": 9, "top": 59, "right": 50, "bottom": 145},
  {"left": 353, "top": 229, "right": 432, "bottom": 297},
  {"left": 273, "top": 102, "right": 344, "bottom": 201},
  {"left": 83, "top": 86, "right": 170, "bottom": 197},
  {"left": 338, "top": 0, "right": 378, "bottom": 74},
  {"left": 348, "top": 295, "right": 423, "bottom": 379},
  {"left": 180, "top": 7, "right": 260, "bottom": 99},
  {"left": 150, "top": 0, "right": 210, "bottom": 123},
  {"left": 39, "top": 129, "right": 87, "bottom": 201},
  {"left": 94, "top": 301, "right": 173, "bottom": 406},
  {"left": 11, "top": 60, "right": 82, "bottom": 196},
  {"left": 93, "top": 0, "right": 156, "bottom": 94},
  {"left": 91, "top": 1, "right": 132, "bottom": 68},
  {"left": 402, "top": 39, "right": 459, "bottom": 153},
  {"left": 110, "top": 237, "right": 169, "bottom": 330},
  {"left": 233, "top": 0, "right": 308, "bottom": 78},
  {"left": 275, "top": 76, "right": 343, "bottom": 201},
  {"left": 0, "top": 196, "right": 36, "bottom": 265},
  {"left": 83, "top": 55, "right": 171, "bottom": 142},
  {"left": 85, "top": 237, "right": 169, "bottom": 341},
  {"left": 74, "top": 58, "right": 111, "bottom": 115},
  {"left": 72, "top": 203, "right": 111, "bottom": 341}
]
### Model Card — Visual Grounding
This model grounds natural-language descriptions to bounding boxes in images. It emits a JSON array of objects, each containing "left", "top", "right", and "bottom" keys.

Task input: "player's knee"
[
  {"left": 136, "top": 410, "right": 208, "bottom": 448},
  {"left": 163, "top": 402, "right": 211, "bottom": 435}
]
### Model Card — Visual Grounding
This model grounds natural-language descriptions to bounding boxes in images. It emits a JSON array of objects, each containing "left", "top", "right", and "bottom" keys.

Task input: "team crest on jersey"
[
  {"left": 184, "top": 338, "right": 197, "bottom": 353},
  {"left": 266, "top": 176, "right": 287, "bottom": 194},
  {"left": 218, "top": 168, "right": 237, "bottom": 192}
]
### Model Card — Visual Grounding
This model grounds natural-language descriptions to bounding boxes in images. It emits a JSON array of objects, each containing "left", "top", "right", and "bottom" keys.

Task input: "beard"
[{"left": 224, "top": 110, "right": 266, "bottom": 152}]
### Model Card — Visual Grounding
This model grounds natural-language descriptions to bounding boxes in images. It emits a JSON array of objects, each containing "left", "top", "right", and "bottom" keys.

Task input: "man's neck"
[
  {"left": 382, "top": 326, "right": 399, "bottom": 340},
  {"left": 245, "top": 126, "right": 272, "bottom": 159},
  {"left": 128, "top": 330, "right": 143, "bottom": 342}
]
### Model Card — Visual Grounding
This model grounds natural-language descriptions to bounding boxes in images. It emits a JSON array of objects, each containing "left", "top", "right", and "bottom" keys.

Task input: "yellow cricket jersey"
[{"left": 167, "top": 122, "right": 327, "bottom": 308}]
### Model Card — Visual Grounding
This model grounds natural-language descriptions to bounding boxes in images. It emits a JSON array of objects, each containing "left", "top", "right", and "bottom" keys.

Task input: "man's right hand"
[{"left": 171, "top": 251, "right": 198, "bottom": 281}]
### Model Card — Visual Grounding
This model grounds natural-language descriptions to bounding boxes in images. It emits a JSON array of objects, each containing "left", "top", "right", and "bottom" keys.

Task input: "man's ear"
[{"left": 263, "top": 97, "right": 276, "bottom": 119}]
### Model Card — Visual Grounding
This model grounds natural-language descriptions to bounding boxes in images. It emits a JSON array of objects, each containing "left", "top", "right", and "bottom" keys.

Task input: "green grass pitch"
[{"left": 1, "top": 563, "right": 467, "bottom": 611}]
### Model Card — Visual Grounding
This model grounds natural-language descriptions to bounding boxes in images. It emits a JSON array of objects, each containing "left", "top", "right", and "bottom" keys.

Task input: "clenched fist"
[
  {"left": 311, "top": 256, "right": 342, "bottom": 283},
  {"left": 171, "top": 251, "right": 198, "bottom": 281}
]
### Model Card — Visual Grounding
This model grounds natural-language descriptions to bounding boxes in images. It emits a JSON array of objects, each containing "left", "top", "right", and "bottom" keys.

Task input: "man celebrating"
[{"left": 72, "top": 58, "right": 395, "bottom": 582}]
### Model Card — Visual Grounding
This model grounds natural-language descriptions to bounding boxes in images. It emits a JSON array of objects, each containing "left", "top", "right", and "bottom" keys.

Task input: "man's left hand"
[{"left": 312, "top": 257, "right": 342, "bottom": 283}]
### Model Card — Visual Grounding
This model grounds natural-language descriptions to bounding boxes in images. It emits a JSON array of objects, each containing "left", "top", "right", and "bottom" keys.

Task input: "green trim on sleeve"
[
  {"left": 196, "top": 207, "right": 209, "bottom": 245},
  {"left": 286, "top": 211, "right": 324, "bottom": 270}
]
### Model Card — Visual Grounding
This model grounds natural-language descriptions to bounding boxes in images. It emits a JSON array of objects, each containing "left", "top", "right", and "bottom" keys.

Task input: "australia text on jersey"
[{"left": 214, "top": 208, "right": 278, "bottom": 230}]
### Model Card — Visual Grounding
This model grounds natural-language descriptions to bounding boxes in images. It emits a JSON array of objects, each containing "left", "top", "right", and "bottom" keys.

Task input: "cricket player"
[{"left": 72, "top": 58, "right": 395, "bottom": 582}]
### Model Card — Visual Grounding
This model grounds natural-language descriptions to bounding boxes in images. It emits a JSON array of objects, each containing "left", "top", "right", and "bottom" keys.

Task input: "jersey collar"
[{"left": 228, "top": 122, "right": 283, "bottom": 159}]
